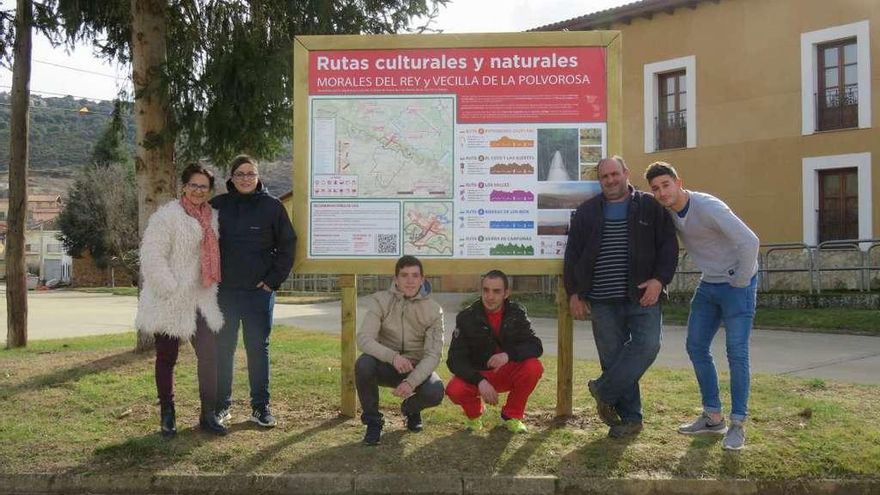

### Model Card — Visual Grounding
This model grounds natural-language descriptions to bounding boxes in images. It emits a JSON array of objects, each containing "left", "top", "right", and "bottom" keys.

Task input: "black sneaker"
[
  {"left": 363, "top": 422, "right": 383, "bottom": 446},
  {"left": 405, "top": 412, "right": 423, "bottom": 432},
  {"left": 250, "top": 406, "right": 277, "bottom": 428},
  {"left": 216, "top": 408, "right": 231, "bottom": 425},
  {"left": 200, "top": 402, "right": 229, "bottom": 436},
  {"left": 588, "top": 380, "right": 621, "bottom": 427}
]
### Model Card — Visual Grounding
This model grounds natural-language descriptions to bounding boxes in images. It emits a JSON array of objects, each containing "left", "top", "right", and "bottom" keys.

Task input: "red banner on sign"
[{"left": 308, "top": 47, "right": 606, "bottom": 123}]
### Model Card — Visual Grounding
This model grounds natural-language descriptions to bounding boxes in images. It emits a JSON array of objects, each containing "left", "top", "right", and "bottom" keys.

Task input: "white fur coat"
[{"left": 136, "top": 200, "right": 224, "bottom": 339}]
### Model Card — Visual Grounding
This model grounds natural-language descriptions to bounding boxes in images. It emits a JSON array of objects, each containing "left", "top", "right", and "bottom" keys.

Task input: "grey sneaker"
[
  {"left": 678, "top": 412, "right": 728, "bottom": 435},
  {"left": 722, "top": 420, "right": 746, "bottom": 450}
]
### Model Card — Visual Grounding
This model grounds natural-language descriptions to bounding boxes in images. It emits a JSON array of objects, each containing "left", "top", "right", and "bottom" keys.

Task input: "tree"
[
  {"left": 91, "top": 99, "right": 132, "bottom": 166},
  {"left": 57, "top": 0, "right": 449, "bottom": 166},
  {"left": 54, "top": 0, "right": 447, "bottom": 350},
  {"left": 57, "top": 162, "right": 139, "bottom": 280},
  {"left": 58, "top": 99, "right": 136, "bottom": 270},
  {"left": 5, "top": 0, "right": 33, "bottom": 349},
  {"left": 1, "top": 0, "right": 68, "bottom": 348}
]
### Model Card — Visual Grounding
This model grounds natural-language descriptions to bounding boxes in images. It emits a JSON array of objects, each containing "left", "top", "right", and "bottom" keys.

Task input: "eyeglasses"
[
  {"left": 185, "top": 183, "right": 211, "bottom": 192},
  {"left": 233, "top": 172, "right": 258, "bottom": 179}
]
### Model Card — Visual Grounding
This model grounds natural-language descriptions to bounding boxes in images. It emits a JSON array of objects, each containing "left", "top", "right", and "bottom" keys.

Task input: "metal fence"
[
  {"left": 278, "top": 239, "right": 880, "bottom": 295},
  {"left": 278, "top": 274, "right": 444, "bottom": 295}
]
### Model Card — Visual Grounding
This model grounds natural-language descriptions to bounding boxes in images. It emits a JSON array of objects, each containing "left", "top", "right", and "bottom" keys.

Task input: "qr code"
[{"left": 376, "top": 233, "right": 398, "bottom": 254}]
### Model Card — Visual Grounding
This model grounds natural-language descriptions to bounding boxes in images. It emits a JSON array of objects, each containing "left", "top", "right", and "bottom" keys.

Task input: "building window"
[
  {"left": 802, "top": 152, "right": 873, "bottom": 247},
  {"left": 643, "top": 56, "right": 696, "bottom": 153},
  {"left": 817, "top": 39, "right": 858, "bottom": 131},
  {"left": 0, "top": 211, "right": 5, "bottom": 221},
  {"left": 818, "top": 168, "right": 858, "bottom": 242},
  {"left": 46, "top": 243, "right": 62, "bottom": 254},
  {"left": 801, "top": 20, "right": 871, "bottom": 135},
  {"left": 657, "top": 70, "right": 687, "bottom": 150}
]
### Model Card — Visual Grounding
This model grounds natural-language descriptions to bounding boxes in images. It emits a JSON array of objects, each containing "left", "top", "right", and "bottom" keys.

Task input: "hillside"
[
  {"left": 0, "top": 92, "right": 294, "bottom": 197},
  {"left": 0, "top": 92, "right": 137, "bottom": 171}
]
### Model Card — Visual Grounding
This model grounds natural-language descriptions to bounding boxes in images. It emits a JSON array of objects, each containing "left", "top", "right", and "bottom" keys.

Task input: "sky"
[{"left": 0, "top": 0, "right": 630, "bottom": 103}]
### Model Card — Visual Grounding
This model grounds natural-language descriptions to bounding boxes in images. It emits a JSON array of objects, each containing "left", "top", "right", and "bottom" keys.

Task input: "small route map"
[
  {"left": 403, "top": 202, "right": 453, "bottom": 256},
  {"left": 311, "top": 97, "right": 454, "bottom": 199}
]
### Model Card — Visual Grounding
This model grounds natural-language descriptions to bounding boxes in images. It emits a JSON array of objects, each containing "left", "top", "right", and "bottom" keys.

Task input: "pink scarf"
[{"left": 180, "top": 196, "right": 221, "bottom": 288}]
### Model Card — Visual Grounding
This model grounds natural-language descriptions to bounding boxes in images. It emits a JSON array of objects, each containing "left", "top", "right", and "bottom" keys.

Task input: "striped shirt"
[{"left": 588, "top": 201, "right": 629, "bottom": 301}]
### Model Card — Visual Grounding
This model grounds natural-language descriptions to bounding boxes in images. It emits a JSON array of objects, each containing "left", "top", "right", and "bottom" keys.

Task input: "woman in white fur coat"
[{"left": 136, "top": 164, "right": 227, "bottom": 437}]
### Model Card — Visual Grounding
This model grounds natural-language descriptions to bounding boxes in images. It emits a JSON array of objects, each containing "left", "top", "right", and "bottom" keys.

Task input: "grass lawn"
[
  {"left": 1, "top": 328, "right": 878, "bottom": 479},
  {"left": 275, "top": 292, "right": 341, "bottom": 305},
  {"left": 71, "top": 287, "right": 338, "bottom": 305},
  {"left": 484, "top": 293, "right": 880, "bottom": 335},
  {"left": 72, "top": 286, "right": 139, "bottom": 297}
]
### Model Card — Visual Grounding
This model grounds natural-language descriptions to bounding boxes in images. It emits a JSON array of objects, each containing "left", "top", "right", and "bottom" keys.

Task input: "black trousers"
[{"left": 354, "top": 353, "right": 444, "bottom": 425}]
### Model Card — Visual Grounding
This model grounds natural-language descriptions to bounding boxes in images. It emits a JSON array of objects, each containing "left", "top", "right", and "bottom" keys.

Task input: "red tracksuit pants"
[{"left": 445, "top": 358, "right": 543, "bottom": 420}]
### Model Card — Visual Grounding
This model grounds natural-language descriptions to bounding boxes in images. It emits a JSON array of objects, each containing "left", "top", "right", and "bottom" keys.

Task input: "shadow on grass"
[
  {"left": 0, "top": 351, "right": 146, "bottom": 399},
  {"left": 672, "top": 435, "right": 718, "bottom": 476},
  {"left": 230, "top": 416, "right": 348, "bottom": 474},
  {"left": 78, "top": 425, "right": 215, "bottom": 474},
  {"left": 720, "top": 447, "right": 742, "bottom": 477},
  {"left": 405, "top": 426, "right": 517, "bottom": 473},
  {"left": 557, "top": 428, "right": 638, "bottom": 477},
  {"left": 495, "top": 422, "right": 558, "bottom": 474},
  {"left": 289, "top": 428, "right": 411, "bottom": 473},
  {"left": 283, "top": 420, "right": 520, "bottom": 474}
]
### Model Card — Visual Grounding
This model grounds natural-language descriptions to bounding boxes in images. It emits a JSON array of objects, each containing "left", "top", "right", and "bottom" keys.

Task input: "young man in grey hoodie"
[{"left": 646, "top": 162, "right": 760, "bottom": 451}]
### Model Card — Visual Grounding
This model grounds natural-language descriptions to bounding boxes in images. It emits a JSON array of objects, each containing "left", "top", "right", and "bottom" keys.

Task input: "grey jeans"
[{"left": 355, "top": 353, "right": 444, "bottom": 425}]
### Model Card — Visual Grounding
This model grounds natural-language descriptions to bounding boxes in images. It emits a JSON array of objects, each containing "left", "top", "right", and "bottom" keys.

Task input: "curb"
[{"left": 1, "top": 474, "right": 879, "bottom": 495}]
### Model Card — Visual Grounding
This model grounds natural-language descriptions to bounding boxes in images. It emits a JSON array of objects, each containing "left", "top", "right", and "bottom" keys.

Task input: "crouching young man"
[
  {"left": 446, "top": 270, "right": 544, "bottom": 433},
  {"left": 355, "top": 255, "right": 445, "bottom": 446}
]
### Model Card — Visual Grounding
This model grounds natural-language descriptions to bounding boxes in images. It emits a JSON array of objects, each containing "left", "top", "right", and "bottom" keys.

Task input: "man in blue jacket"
[
  {"left": 211, "top": 155, "right": 297, "bottom": 428},
  {"left": 563, "top": 155, "right": 678, "bottom": 438}
]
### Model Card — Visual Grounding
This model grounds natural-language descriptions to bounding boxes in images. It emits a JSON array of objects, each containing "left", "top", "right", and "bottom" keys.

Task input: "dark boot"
[
  {"left": 199, "top": 402, "right": 228, "bottom": 436},
  {"left": 160, "top": 403, "right": 177, "bottom": 437},
  {"left": 363, "top": 421, "right": 383, "bottom": 446},
  {"left": 362, "top": 415, "right": 384, "bottom": 446}
]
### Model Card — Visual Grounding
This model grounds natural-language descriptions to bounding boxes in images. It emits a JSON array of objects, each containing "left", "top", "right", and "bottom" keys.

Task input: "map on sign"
[
  {"left": 311, "top": 97, "right": 455, "bottom": 199},
  {"left": 403, "top": 202, "right": 453, "bottom": 256}
]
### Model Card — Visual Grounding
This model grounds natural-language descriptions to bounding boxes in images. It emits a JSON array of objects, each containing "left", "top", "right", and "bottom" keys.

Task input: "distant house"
[
  {"left": 27, "top": 194, "right": 64, "bottom": 223},
  {"left": 24, "top": 227, "right": 72, "bottom": 284},
  {"left": 0, "top": 193, "right": 63, "bottom": 228},
  {"left": 0, "top": 193, "right": 67, "bottom": 282}
]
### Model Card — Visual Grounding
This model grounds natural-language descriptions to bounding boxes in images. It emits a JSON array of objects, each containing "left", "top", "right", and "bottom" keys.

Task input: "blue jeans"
[
  {"left": 589, "top": 300, "right": 662, "bottom": 423},
  {"left": 216, "top": 287, "right": 275, "bottom": 410},
  {"left": 686, "top": 276, "right": 757, "bottom": 422}
]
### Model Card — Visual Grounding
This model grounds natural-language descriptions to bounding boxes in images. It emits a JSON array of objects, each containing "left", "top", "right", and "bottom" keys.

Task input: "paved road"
[{"left": 3, "top": 286, "right": 879, "bottom": 384}]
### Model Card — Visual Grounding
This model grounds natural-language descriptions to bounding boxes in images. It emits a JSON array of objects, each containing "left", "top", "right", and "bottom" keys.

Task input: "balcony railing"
[
  {"left": 655, "top": 109, "right": 686, "bottom": 150},
  {"left": 817, "top": 84, "right": 858, "bottom": 131}
]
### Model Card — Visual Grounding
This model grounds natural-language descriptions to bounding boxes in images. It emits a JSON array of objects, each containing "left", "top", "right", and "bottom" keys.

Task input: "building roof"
[
  {"left": 29, "top": 195, "right": 62, "bottom": 203},
  {"left": 529, "top": 0, "right": 711, "bottom": 32}
]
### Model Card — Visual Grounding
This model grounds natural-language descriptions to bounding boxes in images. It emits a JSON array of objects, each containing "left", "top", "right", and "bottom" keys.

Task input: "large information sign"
[{"left": 293, "top": 32, "right": 621, "bottom": 275}]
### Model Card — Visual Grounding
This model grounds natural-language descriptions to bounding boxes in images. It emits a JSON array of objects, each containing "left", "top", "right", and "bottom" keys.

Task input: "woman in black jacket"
[{"left": 211, "top": 155, "right": 297, "bottom": 428}]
